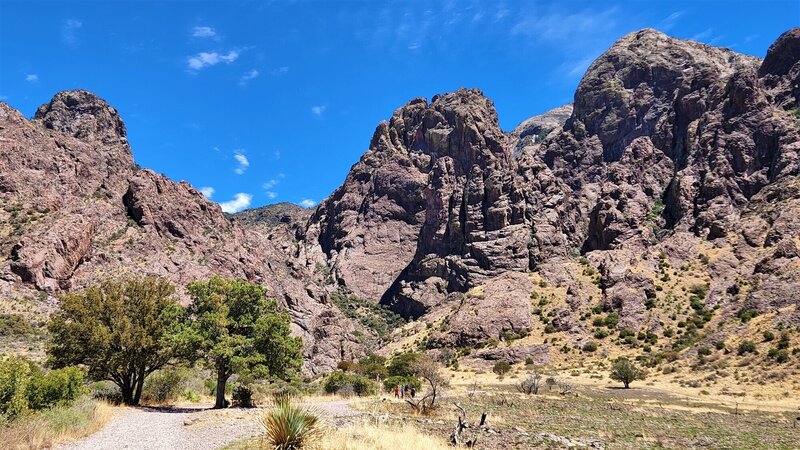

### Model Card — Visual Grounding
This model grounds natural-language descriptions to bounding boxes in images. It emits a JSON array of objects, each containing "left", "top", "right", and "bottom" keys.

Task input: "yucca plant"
[{"left": 260, "top": 395, "right": 322, "bottom": 450}]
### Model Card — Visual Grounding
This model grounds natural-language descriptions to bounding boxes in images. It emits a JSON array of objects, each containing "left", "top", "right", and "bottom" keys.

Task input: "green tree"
[
  {"left": 186, "top": 277, "right": 303, "bottom": 408},
  {"left": 609, "top": 357, "right": 645, "bottom": 388},
  {"left": 353, "top": 353, "right": 388, "bottom": 380},
  {"left": 387, "top": 352, "right": 419, "bottom": 377},
  {"left": 47, "top": 277, "right": 182, "bottom": 405}
]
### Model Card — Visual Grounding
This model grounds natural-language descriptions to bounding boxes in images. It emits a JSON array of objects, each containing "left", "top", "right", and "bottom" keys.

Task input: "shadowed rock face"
[{"left": 2, "top": 28, "right": 799, "bottom": 372}]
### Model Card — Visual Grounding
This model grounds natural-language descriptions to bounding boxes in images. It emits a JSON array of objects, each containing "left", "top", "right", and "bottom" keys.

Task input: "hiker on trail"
[
  {"left": 394, "top": 386, "right": 399, "bottom": 398},
  {"left": 410, "top": 387, "right": 416, "bottom": 398},
  {"left": 400, "top": 384, "right": 405, "bottom": 398}
]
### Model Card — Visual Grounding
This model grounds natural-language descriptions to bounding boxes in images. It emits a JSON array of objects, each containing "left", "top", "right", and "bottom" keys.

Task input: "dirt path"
[{"left": 56, "top": 400, "right": 362, "bottom": 450}]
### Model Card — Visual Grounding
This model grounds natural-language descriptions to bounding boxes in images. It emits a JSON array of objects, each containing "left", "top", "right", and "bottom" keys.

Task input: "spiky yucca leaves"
[{"left": 260, "top": 395, "right": 323, "bottom": 450}]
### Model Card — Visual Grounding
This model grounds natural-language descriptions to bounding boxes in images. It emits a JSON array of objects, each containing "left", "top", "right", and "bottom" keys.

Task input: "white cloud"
[
  {"left": 233, "top": 151, "right": 249, "bottom": 174},
  {"left": 187, "top": 50, "right": 239, "bottom": 70},
  {"left": 262, "top": 178, "right": 282, "bottom": 190},
  {"left": 299, "top": 199, "right": 317, "bottom": 208},
  {"left": 192, "top": 26, "right": 217, "bottom": 38},
  {"left": 239, "top": 69, "right": 260, "bottom": 86},
  {"left": 270, "top": 66, "right": 289, "bottom": 76},
  {"left": 62, "top": 19, "right": 82, "bottom": 46},
  {"left": 219, "top": 193, "right": 252, "bottom": 213},
  {"left": 274, "top": 150, "right": 281, "bottom": 159},
  {"left": 311, "top": 105, "right": 326, "bottom": 116},
  {"left": 25, "top": 74, "right": 38, "bottom": 82},
  {"left": 199, "top": 186, "right": 215, "bottom": 199},
  {"left": 266, "top": 191, "right": 278, "bottom": 199}
]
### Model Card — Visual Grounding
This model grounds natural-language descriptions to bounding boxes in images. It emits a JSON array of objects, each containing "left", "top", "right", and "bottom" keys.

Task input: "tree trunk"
[
  {"left": 623, "top": 381, "right": 630, "bottom": 389},
  {"left": 132, "top": 369, "right": 146, "bottom": 405},
  {"left": 120, "top": 381, "right": 134, "bottom": 405},
  {"left": 214, "top": 367, "right": 229, "bottom": 409}
]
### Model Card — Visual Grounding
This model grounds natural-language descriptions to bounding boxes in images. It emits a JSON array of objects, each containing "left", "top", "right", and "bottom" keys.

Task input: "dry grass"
[
  {"left": 318, "top": 421, "right": 451, "bottom": 450},
  {"left": 1, "top": 396, "right": 114, "bottom": 450}
]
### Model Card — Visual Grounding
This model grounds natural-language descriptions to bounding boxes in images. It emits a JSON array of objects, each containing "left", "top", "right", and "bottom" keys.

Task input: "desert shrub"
[
  {"left": 0, "top": 313, "right": 34, "bottom": 337},
  {"left": 763, "top": 331, "right": 775, "bottom": 342},
  {"left": 737, "top": 309, "right": 760, "bottom": 323},
  {"left": 232, "top": 385, "right": 255, "bottom": 407},
  {"left": 582, "top": 341, "right": 598, "bottom": 352},
  {"left": 544, "top": 324, "right": 556, "bottom": 334},
  {"left": 524, "top": 357, "right": 534, "bottom": 365},
  {"left": 0, "top": 357, "right": 86, "bottom": 423},
  {"left": 738, "top": 340, "right": 757, "bottom": 355},
  {"left": 715, "top": 340, "right": 726, "bottom": 350},
  {"left": 604, "top": 312, "right": 619, "bottom": 329},
  {"left": 697, "top": 346, "right": 712, "bottom": 356},
  {"left": 322, "top": 371, "right": 375, "bottom": 397},
  {"left": 261, "top": 395, "right": 322, "bottom": 450},
  {"left": 593, "top": 328, "right": 608, "bottom": 339},
  {"left": 89, "top": 381, "right": 122, "bottom": 404},
  {"left": 517, "top": 370, "right": 543, "bottom": 395},
  {"left": 141, "top": 368, "right": 185, "bottom": 404},
  {"left": 768, "top": 348, "right": 790, "bottom": 363},
  {"left": 492, "top": 361, "right": 512, "bottom": 376},
  {"left": 382, "top": 375, "right": 421, "bottom": 392}
]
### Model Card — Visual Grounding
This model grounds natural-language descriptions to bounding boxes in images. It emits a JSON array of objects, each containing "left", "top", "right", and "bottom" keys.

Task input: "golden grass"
[
  {"left": 318, "top": 421, "right": 451, "bottom": 450},
  {"left": 1, "top": 396, "right": 114, "bottom": 450}
]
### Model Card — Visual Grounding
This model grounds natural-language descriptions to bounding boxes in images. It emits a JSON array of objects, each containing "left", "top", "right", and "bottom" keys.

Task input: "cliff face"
[
  {"left": 2, "top": 28, "right": 799, "bottom": 373},
  {"left": 0, "top": 91, "right": 365, "bottom": 375},
  {"left": 306, "top": 28, "right": 800, "bottom": 347}
]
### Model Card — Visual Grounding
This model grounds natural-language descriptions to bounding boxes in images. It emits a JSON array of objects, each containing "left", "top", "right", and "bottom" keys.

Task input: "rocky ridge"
[{"left": 2, "top": 28, "right": 799, "bottom": 375}]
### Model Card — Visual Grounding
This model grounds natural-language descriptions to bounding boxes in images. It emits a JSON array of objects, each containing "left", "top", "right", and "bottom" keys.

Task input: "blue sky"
[{"left": 1, "top": 1, "right": 797, "bottom": 212}]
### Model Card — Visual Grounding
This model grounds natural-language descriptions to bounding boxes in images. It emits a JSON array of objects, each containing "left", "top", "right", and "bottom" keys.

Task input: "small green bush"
[
  {"left": 322, "top": 371, "right": 375, "bottom": 396},
  {"left": 382, "top": 375, "right": 421, "bottom": 392},
  {"left": 0, "top": 357, "right": 86, "bottom": 423},
  {"left": 762, "top": 331, "right": 775, "bottom": 342},
  {"left": 141, "top": 368, "right": 185, "bottom": 404},
  {"left": 232, "top": 385, "right": 255, "bottom": 407},
  {"left": 492, "top": 361, "right": 512, "bottom": 376},
  {"left": 738, "top": 340, "right": 757, "bottom": 356},
  {"left": 582, "top": 341, "right": 598, "bottom": 352}
]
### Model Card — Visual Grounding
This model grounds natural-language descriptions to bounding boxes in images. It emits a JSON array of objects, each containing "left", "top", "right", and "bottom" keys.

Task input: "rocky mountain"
[
  {"left": 0, "top": 91, "right": 364, "bottom": 374},
  {"left": 1, "top": 28, "right": 799, "bottom": 375}
]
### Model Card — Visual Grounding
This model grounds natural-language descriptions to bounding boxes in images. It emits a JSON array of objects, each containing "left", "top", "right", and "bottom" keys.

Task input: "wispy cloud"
[
  {"left": 219, "top": 193, "right": 252, "bottom": 213},
  {"left": 311, "top": 105, "right": 326, "bottom": 116},
  {"left": 262, "top": 178, "right": 280, "bottom": 190},
  {"left": 266, "top": 191, "right": 278, "bottom": 199},
  {"left": 658, "top": 11, "right": 685, "bottom": 32},
  {"left": 192, "top": 26, "right": 217, "bottom": 38},
  {"left": 270, "top": 66, "right": 289, "bottom": 76},
  {"left": 199, "top": 186, "right": 215, "bottom": 199},
  {"left": 239, "top": 69, "right": 260, "bottom": 86},
  {"left": 187, "top": 50, "right": 239, "bottom": 70},
  {"left": 62, "top": 19, "right": 82, "bottom": 46},
  {"left": 25, "top": 74, "right": 38, "bottom": 82},
  {"left": 233, "top": 151, "right": 249, "bottom": 174},
  {"left": 299, "top": 199, "right": 317, "bottom": 208}
]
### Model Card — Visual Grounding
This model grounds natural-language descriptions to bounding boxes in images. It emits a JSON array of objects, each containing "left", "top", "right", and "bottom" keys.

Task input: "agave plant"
[{"left": 260, "top": 395, "right": 323, "bottom": 450}]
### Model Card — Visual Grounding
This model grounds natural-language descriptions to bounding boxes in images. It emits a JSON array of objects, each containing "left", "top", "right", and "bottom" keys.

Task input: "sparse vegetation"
[
  {"left": 260, "top": 395, "right": 322, "bottom": 450},
  {"left": 609, "top": 357, "right": 645, "bottom": 389}
]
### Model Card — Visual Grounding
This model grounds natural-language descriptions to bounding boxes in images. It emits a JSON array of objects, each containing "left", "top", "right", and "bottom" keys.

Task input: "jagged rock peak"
[
  {"left": 759, "top": 27, "right": 800, "bottom": 77},
  {"left": 33, "top": 90, "right": 128, "bottom": 146},
  {"left": 366, "top": 87, "right": 508, "bottom": 172}
]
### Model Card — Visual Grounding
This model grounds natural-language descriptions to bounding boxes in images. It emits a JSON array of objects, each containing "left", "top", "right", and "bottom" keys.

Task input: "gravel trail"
[{"left": 56, "top": 400, "right": 362, "bottom": 450}]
